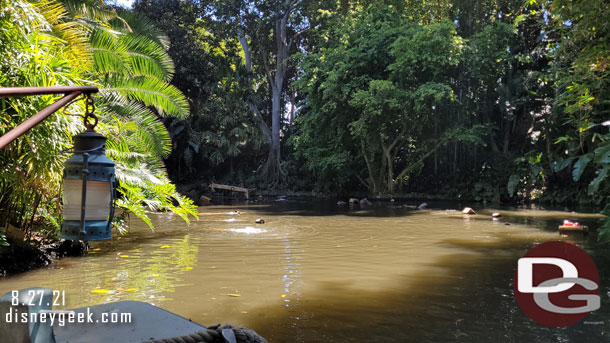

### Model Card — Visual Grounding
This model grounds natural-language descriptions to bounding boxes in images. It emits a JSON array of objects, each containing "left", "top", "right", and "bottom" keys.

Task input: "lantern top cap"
[{"left": 72, "top": 131, "right": 107, "bottom": 153}]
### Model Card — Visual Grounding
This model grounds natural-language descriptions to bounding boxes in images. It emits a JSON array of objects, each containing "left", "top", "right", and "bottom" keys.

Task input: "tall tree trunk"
[
  {"left": 289, "top": 92, "right": 296, "bottom": 123},
  {"left": 238, "top": 30, "right": 273, "bottom": 178},
  {"left": 503, "top": 118, "right": 512, "bottom": 154},
  {"left": 237, "top": 0, "right": 301, "bottom": 184},
  {"left": 267, "top": 80, "right": 282, "bottom": 181},
  {"left": 385, "top": 149, "right": 394, "bottom": 193},
  {"left": 361, "top": 140, "right": 377, "bottom": 194},
  {"left": 434, "top": 117, "right": 438, "bottom": 176}
]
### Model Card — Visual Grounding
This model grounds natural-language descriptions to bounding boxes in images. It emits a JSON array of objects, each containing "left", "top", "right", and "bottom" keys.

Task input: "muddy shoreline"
[{"left": 0, "top": 235, "right": 86, "bottom": 276}]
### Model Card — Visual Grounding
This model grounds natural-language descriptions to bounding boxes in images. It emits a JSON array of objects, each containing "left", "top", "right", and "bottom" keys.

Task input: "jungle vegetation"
[
  {"left": 0, "top": 0, "right": 608, "bottom": 244},
  {"left": 0, "top": 0, "right": 198, "bottom": 246}
]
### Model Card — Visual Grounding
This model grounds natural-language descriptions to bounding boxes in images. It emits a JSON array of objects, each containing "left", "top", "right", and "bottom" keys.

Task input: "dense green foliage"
[
  {"left": 1, "top": 0, "right": 608, "bottom": 243},
  {"left": 133, "top": 0, "right": 263, "bottom": 184},
  {"left": 130, "top": 0, "right": 608, "bottom": 240},
  {"left": 296, "top": 10, "right": 488, "bottom": 194},
  {"left": 0, "top": 0, "right": 197, "bottom": 242}
]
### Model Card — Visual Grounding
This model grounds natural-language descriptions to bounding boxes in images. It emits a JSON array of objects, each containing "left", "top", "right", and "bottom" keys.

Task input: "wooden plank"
[
  {"left": 209, "top": 183, "right": 248, "bottom": 192},
  {"left": 558, "top": 225, "right": 588, "bottom": 232},
  {"left": 209, "top": 183, "right": 249, "bottom": 199}
]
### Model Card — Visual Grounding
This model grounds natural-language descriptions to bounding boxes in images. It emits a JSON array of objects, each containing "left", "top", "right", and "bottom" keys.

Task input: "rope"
[{"left": 144, "top": 324, "right": 267, "bottom": 343}]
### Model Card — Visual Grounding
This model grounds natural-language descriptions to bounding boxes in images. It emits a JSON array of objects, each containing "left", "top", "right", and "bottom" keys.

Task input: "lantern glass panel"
[{"left": 63, "top": 179, "right": 111, "bottom": 221}]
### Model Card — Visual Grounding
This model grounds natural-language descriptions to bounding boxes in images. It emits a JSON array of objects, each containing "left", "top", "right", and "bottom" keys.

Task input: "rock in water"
[
  {"left": 199, "top": 195, "right": 211, "bottom": 206},
  {"left": 492, "top": 212, "right": 501, "bottom": 218},
  {"left": 417, "top": 202, "right": 428, "bottom": 210},
  {"left": 255, "top": 218, "right": 265, "bottom": 224},
  {"left": 360, "top": 198, "right": 372, "bottom": 206},
  {"left": 462, "top": 207, "right": 476, "bottom": 215}
]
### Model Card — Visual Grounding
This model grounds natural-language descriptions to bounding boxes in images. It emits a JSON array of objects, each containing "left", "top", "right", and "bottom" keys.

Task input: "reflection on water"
[{"left": 1, "top": 200, "right": 609, "bottom": 342}]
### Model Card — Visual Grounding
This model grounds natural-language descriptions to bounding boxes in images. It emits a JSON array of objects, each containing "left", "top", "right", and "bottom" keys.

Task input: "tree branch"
[
  {"left": 387, "top": 126, "right": 407, "bottom": 152},
  {"left": 396, "top": 140, "right": 445, "bottom": 181},
  {"left": 238, "top": 29, "right": 271, "bottom": 143},
  {"left": 361, "top": 139, "right": 377, "bottom": 192},
  {"left": 249, "top": 102, "right": 271, "bottom": 142},
  {"left": 287, "top": 28, "right": 308, "bottom": 51},
  {"left": 261, "top": 53, "right": 275, "bottom": 89},
  {"left": 356, "top": 174, "right": 370, "bottom": 189},
  {"left": 237, "top": 29, "right": 252, "bottom": 72}
]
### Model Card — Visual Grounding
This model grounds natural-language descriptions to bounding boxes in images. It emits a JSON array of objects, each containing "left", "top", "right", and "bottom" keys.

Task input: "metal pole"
[
  {"left": 0, "top": 86, "right": 99, "bottom": 97},
  {"left": 0, "top": 91, "right": 82, "bottom": 149},
  {"left": 0, "top": 86, "right": 99, "bottom": 149}
]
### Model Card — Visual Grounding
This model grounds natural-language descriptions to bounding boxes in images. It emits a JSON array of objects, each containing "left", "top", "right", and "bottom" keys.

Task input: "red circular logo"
[{"left": 513, "top": 241, "right": 600, "bottom": 327}]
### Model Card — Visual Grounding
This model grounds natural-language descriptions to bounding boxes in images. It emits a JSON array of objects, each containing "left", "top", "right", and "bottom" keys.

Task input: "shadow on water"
[
  {"left": 229, "top": 199, "right": 455, "bottom": 218},
  {"left": 231, "top": 198, "right": 605, "bottom": 220},
  {"left": 245, "top": 234, "right": 610, "bottom": 343}
]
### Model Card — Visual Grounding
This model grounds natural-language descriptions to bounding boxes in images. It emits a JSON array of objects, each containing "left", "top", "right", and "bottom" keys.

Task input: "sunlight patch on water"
[{"left": 230, "top": 227, "right": 267, "bottom": 234}]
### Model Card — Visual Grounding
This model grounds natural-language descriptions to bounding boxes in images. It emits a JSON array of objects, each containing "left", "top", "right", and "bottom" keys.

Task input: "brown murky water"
[{"left": 1, "top": 200, "right": 609, "bottom": 342}]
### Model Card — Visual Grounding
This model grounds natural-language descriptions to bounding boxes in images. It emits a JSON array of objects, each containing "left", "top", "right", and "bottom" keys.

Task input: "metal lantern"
[{"left": 61, "top": 96, "right": 115, "bottom": 241}]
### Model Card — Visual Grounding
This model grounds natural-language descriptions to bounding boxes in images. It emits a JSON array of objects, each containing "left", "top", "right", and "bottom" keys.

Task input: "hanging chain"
[
  {"left": 83, "top": 93, "right": 98, "bottom": 131},
  {"left": 61, "top": 92, "right": 99, "bottom": 131}
]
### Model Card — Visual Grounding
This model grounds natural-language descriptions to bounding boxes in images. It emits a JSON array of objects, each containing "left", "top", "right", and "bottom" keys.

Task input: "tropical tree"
[
  {"left": 133, "top": 0, "right": 262, "bottom": 183},
  {"left": 297, "top": 7, "right": 485, "bottom": 194},
  {"left": 0, "top": 0, "right": 85, "bottom": 240},
  {"left": 0, "top": 0, "right": 197, "bottom": 242},
  {"left": 201, "top": 0, "right": 336, "bottom": 184},
  {"left": 544, "top": 0, "right": 610, "bottom": 240}
]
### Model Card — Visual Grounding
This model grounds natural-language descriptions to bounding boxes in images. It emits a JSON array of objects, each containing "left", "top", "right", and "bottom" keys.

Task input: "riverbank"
[
  {"left": 176, "top": 181, "right": 605, "bottom": 212},
  {"left": 177, "top": 181, "right": 483, "bottom": 203},
  {"left": 0, "top": 226, "right": 87, "bottom": 275}
]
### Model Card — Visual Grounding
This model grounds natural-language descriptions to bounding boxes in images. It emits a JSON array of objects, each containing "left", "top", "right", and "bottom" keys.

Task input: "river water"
[{"left": 1, "top": 200, "right": 609, "bottom": 342}]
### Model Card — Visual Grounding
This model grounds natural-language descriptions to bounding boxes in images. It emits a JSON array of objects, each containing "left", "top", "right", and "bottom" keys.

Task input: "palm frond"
[
  {"left": 103, "top": 76, "right": 190, "bottom": 117},
  {"left": 120, "top": 33, "right": 174, "bottom": 81},
  {"left": 122, "top": 114, "right": 172, "bottom": 158},
  {"left": 115, "top": 163, "right": 163, "bottom": 187},
  {"left": 89, "top": 27, "right": 130, "bottom": 74},
  {"left": 33, "top": 0, "right": 92, "bottom": 67},
  {"left": 111, "top": 8, "right": 170, "bottom": 50},
  {"left": 59, "top": 0, "right": 116, "bottom": 23}
]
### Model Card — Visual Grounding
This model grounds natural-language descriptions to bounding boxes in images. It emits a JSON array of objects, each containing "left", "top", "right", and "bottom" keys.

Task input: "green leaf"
[
  {"left": 0, "top": 234, "right": 9, "bottom": 247},
  {"left": 551, "top": 157, "right": 575, "bottom": 173},
  {"left": 595, "top": 203, "right": 610, "bottom": 243},
  {"left": 554, "top": 136, "right": 572, "bottom": 144},
  {"left": 530, "top": 165, "right": 542, "bottom": 179},
  {"left": 507, "top": 174, "right": 520, "bottom": 197},
  {"left": 572, "top": 153, "right": 594, "bottom": 181},
  {"left": 593, "top": 142, "right": 610, "bottom": 164},
  {"left": 588, "top": 166, "right": 609, "bottom": 195}
]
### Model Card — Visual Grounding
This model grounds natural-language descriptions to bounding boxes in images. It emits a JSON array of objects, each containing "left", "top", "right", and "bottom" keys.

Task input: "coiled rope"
[{"left": 145, "top": 324, "right": 267, "bottom": 343}]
